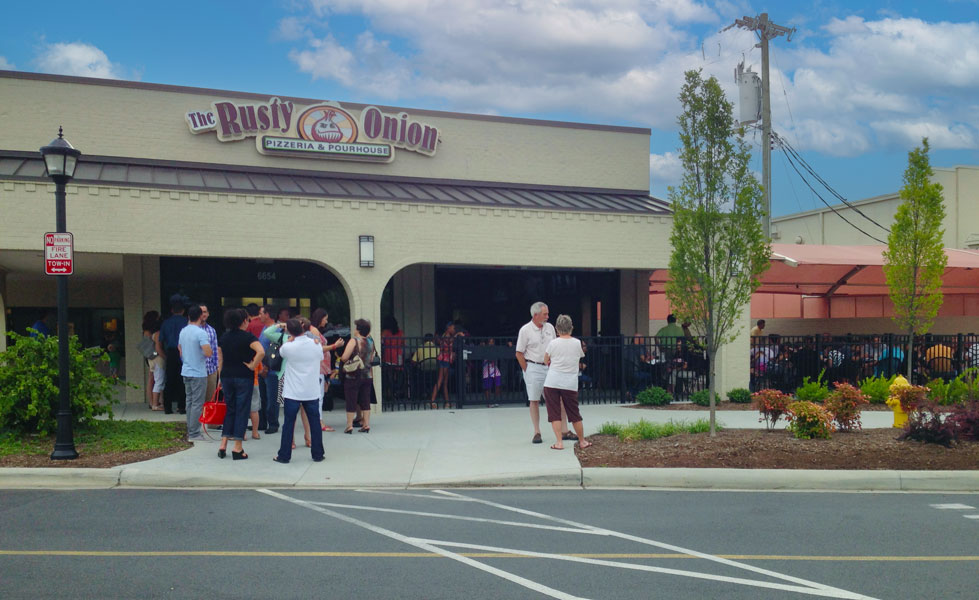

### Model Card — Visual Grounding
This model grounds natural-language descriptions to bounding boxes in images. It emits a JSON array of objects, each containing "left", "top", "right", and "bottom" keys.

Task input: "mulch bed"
[
  {"left": 0, "top": 446, "right": 190, "bottom": 469},
  {"left": 575, "top": 428, "right": 979, "bottom": 470}
]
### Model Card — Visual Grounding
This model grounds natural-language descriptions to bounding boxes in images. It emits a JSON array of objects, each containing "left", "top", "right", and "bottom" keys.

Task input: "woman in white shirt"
[
  {"left": 272, "top": 319, "right": 326, "bottom": 464},
  {"left": 542, "top": 315, "right": 593, "bottom": 450}
]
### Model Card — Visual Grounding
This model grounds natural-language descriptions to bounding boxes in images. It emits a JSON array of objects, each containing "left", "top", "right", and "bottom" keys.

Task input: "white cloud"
[
  {"left": 649, "top": 151, "right": 683, "bottom": 182},
  {"left": 33, "top": 42, "right": 124, "bottom": 79},
  {"left": 283, "top": 4, "right": 979, "bottom": 158},
  {"left": 0, "top": 56, "right": 13, "bottom": 70}
]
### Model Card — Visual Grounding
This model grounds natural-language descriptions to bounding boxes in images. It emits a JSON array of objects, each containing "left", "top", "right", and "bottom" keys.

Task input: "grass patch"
[
  {"left": 598, "top": 418, "right": 721, "bottom": 441},
  {"left": 0, "top": 420, "right": 188, "bottom": 457}
]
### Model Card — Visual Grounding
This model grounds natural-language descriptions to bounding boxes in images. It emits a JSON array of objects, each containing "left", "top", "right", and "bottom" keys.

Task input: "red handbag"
[{"left": 199, "top": 384, "right": 226, "bottom": 438}]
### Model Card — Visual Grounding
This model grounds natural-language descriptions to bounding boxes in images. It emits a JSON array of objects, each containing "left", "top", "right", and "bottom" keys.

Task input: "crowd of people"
[
  {"left": 749, "top": 322, "right": 979, "bottom": 391},
  {"left": 140, "top": 295, "right": 373, "bottom": 463}
]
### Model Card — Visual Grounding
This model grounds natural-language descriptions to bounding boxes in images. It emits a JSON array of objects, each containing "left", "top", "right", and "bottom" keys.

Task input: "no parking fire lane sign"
[{"left": 44, "top": 232, "right": 73, "bottom": 275}]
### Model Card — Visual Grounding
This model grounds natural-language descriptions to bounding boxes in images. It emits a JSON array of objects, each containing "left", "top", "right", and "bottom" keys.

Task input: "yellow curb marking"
[{"left": 0, "top": 551, "right": 976, "bottom": 561}]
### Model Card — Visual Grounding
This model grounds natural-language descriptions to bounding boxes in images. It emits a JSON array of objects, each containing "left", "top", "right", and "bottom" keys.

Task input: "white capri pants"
[
  {"left": 151, "top": 362, "right": 166, "bottom": 393},
  {"left": 523, "top": 362, "right": 547, "bottom": 402}
]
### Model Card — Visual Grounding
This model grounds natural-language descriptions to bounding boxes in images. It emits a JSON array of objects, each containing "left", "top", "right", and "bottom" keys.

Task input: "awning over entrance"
[{"left": 650, "top": 244, "right": 979, "bottom": 297}]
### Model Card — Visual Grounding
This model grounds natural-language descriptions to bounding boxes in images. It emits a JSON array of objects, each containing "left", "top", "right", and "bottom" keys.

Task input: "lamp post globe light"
[{"left": 39, "top": 127, "right": 81, "bottom": 460}]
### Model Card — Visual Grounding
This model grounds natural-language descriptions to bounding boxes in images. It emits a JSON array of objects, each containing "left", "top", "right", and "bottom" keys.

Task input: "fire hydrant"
[{"left": 885, "top": 374, "right": 911, "bottom": 428}]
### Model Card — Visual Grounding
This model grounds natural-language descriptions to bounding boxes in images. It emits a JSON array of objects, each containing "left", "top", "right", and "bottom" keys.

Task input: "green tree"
[
  {"left": 665, "top": 70, "right": 771, "bottom": 435},
  {"left": 882, "top": 138, "right": 947, "bottom": 378}
]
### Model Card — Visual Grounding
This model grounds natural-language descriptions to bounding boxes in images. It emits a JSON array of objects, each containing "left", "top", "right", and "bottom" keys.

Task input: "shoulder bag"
[
  {"left": 343, "top": 338, "right": 366, "bottom": 373},
  {"left": 263, "top": 330, "right": 285, "bottom": 371},
  {"left": 137, "top": 336, "right": 158, "bottom": 360}
]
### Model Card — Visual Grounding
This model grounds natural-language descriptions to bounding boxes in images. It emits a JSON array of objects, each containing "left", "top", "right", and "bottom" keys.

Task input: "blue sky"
[{"left": 2, "top": 1, "right": 977, "bottom": 217}]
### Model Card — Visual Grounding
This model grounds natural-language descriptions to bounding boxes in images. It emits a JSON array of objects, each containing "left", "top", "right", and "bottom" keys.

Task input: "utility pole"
[{"left": 724, "top": 13, "right": 795, "bottom": 239}]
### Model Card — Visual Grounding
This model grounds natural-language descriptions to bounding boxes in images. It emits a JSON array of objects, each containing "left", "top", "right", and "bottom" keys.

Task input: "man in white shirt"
[
  {"left": 273, "top": 319, "right": 325, "bottom": 464},
  {"left": 515, "top": 301, "right": 570, "bottom": 444}
]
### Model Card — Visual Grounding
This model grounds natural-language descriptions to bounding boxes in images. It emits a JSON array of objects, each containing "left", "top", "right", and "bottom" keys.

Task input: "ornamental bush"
[
  {"left": 947, "top": 401, "right": 979, "bottom": 442},
  {"left": 0, "top": 331, "right": 123, "bottom": 435},
  {"left": 690, "top": 389, "right": 711, "bottom": 406},
  {"left": 795, "top": 369, "right": 829, "bottom": 404},
  {"left": 726, "top": 388, "right": 752, "bottom": 404},
  {"left": 894, "top": 385, "right": 929, "bottom": 414},
  {"left": 636, "top": 386, "right": 672, "bottom": 406},
  {"left": 824, "top": 382, "right": 869, "bottom": 432},
  {"left": 785, "top": 401, "right": 835, "bottom": 440},
  {"left": 899, "top": 403, "right": 957, "bottom": 448},
  {"left": 752, "top": 388, "right": 792, "bottom": 431},
  {"left": 859, "top": 374, "right": 894, "bottom": 405}
]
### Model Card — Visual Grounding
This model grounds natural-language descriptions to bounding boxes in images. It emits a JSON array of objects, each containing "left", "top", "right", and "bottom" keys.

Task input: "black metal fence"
[
  {"left": 378, "top": 335, "right": 709, "bottom": 411},
  {"left": 750, "top": 333, "right": 979, "bottom": 393}
]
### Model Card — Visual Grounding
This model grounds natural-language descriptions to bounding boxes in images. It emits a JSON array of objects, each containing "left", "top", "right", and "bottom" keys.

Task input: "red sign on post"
[{"left": 44, "top": 232, "right": 73, "bottom": 275}]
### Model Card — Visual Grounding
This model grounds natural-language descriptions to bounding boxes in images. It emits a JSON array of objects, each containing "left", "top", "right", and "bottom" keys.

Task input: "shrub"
[
  {"left": 859, "top": 374, "right": 895, "bottom": 405},
  {"left": 0, "top": 331, "right": 127, "bottom": 435},
  {"left": 928, "top": 369, "right": 979, "bottom": 406},
  {"left": 636, "top": 386, "right": 672, "bottom": 406},
  {"left": 752, "top": 388, "right": 792, "bottom": 431},
  {"left": 785, "top": 401, "right": 835, "bottom": 440},
  {"left": 795, "top": 369, "right": 829, "bottom": 403},
  {"left": 894, "top": 385, "right": 929, "bottom": 414},
  {"left": 899, "top": 404, "right": 957, "bottom": 448},
  {"left": 824, "top": 383, "right": 869, "bottom": 432},
  {"left": 946, "top": 401, "right": 979, "bottom": 441},
  {"left": 690, "top": 389, "right": 712, "bottom": 406},
  {"left": 726, "top": 388, "right": 752, "bottom": 404}
]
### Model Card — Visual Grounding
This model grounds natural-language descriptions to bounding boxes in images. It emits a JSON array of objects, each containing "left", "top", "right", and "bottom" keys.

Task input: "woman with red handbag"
[{"left": 217, "top": 308, "right": 265, "bottom": 460}]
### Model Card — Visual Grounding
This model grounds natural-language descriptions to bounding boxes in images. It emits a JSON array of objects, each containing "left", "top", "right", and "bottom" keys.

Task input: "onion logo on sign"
[{"left": 298, "top": 106, "right": 358, "bottom": 143}]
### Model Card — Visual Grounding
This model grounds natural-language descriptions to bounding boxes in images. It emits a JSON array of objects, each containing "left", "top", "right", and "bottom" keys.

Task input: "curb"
[
  {"left": 582, "top": 468, "right": 979, "bottom": 492},
  {"left": 0, "top": 467, "right": 121, "bottom": 489}
]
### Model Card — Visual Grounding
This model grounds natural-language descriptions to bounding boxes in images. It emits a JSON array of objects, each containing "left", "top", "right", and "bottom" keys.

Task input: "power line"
[
  {"left": 776, "top": 133, "right": 892, "bottom": 234},
  {"left": 771, "top": 132, "right": 888, "bottom": 244}
]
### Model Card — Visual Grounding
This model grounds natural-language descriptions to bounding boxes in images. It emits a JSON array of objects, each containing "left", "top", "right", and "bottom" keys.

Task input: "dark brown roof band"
[
  {"left": 0, "top": 70, "right": 651, "bottom": 136},
  {"left": 0, "top": 152, "right": 670, "bottom": 216}
]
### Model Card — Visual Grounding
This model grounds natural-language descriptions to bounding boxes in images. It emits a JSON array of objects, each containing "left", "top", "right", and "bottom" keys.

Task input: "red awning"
[{"left": 650, "top": 244, "right": 979, "bottom": 297}]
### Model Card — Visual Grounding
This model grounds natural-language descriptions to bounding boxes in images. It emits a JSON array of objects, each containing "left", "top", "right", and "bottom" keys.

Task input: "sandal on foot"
[
  {"left": 359, "top": 427, "right": 370, "bottom": 433},
  {"left": 562, "top": 432, "right": 578, "bottom": 441},
  {"left": 232, "top": 450, "right": 248, "bottom": 460},
  {"left": 532, "top": 433, "right": 542, "bottom": 444},
  {"left": 577, "top": 440, "right": 593, "bottom": 450},
  {"left": 272, "top": 456, "right": 288, "bottom": 464},
  {"left": 344, "top": 427, "right": 353, "bottom": 434},
  {"left": 217, "top": 448, "right": 226, "bottom": 459},
  {"left": 250, "top": 432, "right": 260, "bottom": 440},
  {"left": 550, "top": 444, "right": 564, "bottom": 450},
  {"left": 322, "top": 425, "right": 335, "bottom": 432}
]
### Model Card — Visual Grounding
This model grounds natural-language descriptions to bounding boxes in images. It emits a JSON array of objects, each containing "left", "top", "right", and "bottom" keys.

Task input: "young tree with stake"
[
  {"left": 666, "top": 70, "right": 771, "bottom": 436},
  {"left": 883, "top": 138, "right": 947, "bottom": 379}
]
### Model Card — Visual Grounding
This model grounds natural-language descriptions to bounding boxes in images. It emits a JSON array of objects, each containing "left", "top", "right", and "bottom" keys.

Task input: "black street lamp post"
[{"left": 40, "top": 127, "right": 81, "bottom": 460}]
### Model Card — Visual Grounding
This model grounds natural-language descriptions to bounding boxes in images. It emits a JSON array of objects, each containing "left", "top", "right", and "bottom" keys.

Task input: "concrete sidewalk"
[{"left": 1, "top": 403, "right": 977, "bottom": 491}]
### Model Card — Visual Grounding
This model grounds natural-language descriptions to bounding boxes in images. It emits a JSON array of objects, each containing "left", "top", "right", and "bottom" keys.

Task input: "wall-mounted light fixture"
[{"left": 359, "top": 235, "right": 374, "bottom": 267}]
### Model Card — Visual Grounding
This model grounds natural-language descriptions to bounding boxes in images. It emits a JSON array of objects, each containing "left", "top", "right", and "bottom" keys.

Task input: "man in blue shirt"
[
  {"left": 179, "top": 305, "right": 213, "bottom": 441},
  {"left": 159, "top": 295, "right": 188, "bottom": 414}
]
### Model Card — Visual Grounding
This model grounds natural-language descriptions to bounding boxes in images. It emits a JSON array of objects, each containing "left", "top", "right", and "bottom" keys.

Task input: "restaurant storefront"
[{"left": 0, "top": 70, "right": 711, "bottom": 408}]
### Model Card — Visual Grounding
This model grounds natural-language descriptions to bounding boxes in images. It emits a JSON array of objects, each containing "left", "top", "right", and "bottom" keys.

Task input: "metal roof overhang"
[
  {"left": 649, "top": 244, "right": 979, "bottom": 297},
  {"left": 0, "top": 151, "right": 670, "bottom": 216}
]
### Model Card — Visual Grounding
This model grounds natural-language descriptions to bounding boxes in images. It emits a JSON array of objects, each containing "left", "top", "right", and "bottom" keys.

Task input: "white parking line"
[
  {"left": 257, "top": 489, "right": 585, "bottom": 600},
  {"left": 415, "top": 538, "right": 871, "bottom": 599},
  {"left": 434, "top": 490, "right": 878, "bottom": 600},
  {"left": 305, "top": 500, "right": 600, "bottom": 534},
  {"left": 929, "top": 503, "right": 975, "bottom": 510},
  {"left": 260, "top": 488, "right": 877, "bottom": 600}
]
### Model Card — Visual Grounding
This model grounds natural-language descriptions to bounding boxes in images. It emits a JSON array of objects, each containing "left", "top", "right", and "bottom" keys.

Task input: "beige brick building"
[{"left": 3, "top": 71, "right": 746, "bottom": 407}]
